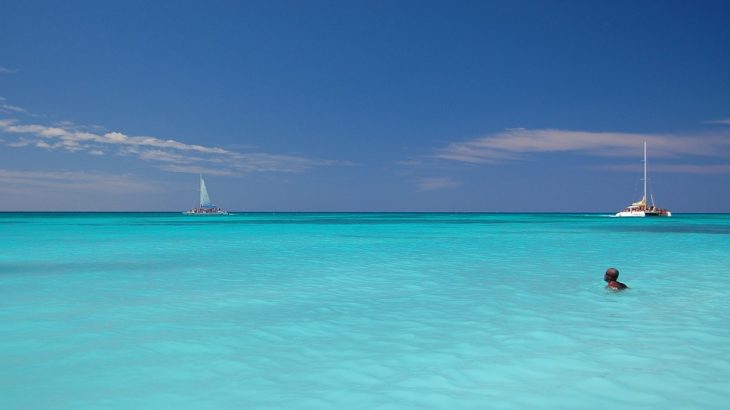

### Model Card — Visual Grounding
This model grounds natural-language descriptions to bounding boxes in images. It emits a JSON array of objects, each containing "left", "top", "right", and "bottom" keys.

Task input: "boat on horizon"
[
  {"left": 183, "top": 174, "right": 229, "bottom": 215},
  {"left": 615, "top": 140, "right": 671, "bottom": 217}
]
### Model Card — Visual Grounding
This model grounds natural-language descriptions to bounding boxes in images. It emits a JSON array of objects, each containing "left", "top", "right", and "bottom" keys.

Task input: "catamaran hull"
[
  {"left": 614, "top": 211, "right": 645, "bottom": 217},
  {"left": 614, "top": 210, "right": 671, "bottom": 217},
  {"left": 183, "top": 212, "right": 229, "bottom": 215},
  {"left": 183, "top": 207, "right": 229, "bottom": 215},
  {"left": 183, "top": 211, "right": 229, "bottom": 215}
]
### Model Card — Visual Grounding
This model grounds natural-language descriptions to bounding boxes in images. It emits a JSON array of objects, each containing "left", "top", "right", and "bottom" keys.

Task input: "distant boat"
[
  {"left": 183, "top": 174, "right": 229, "bottom": 215},
  {"left": 615, "top": 140, "right": 671, "bottom": 217}
]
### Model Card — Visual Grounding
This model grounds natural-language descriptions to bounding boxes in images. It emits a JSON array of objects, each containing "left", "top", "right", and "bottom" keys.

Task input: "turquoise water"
[{"left": 1, "top": 213, "right": 729, "bottom": 409}]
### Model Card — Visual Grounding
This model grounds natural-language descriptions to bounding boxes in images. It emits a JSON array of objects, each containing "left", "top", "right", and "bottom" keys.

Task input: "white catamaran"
[
  {"left": 183, "top": 174, "right": 229, "bottom": 215},
  {"left": 615, "top": 140, "right": 671, "bottom": 217}
]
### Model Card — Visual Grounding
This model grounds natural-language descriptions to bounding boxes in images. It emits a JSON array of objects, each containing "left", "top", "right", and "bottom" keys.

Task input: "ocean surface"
[{"left": 1, "top": 212, "right": 729, "bottom": 409}]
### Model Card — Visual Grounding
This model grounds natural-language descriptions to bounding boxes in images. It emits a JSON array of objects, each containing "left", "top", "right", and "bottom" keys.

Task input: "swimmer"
[{"left": 604, "top": 267, "right": 628, "bottom": 290}]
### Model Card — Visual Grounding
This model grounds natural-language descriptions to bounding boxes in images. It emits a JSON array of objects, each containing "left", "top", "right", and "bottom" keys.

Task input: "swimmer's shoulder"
[{"left": 607, "top": 281, "right": 628, "bottom": 290}]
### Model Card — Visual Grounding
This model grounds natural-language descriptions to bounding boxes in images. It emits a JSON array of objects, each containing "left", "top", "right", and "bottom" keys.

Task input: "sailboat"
[
  {"left": 615, "top": 140, "right": 671, "bottom": 217},
  {"left": 183, "top": 174, "right": 229, "bottom": 215}
]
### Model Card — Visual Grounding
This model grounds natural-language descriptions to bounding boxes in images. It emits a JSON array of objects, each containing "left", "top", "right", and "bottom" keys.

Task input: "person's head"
[{"left": 604, "top": 268, "right": 619, "bottom": 282}]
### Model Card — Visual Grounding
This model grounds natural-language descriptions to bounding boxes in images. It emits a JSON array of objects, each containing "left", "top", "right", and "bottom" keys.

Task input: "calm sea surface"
[{"left": 1, "top": 213, "right": 729, "bottom": 409}]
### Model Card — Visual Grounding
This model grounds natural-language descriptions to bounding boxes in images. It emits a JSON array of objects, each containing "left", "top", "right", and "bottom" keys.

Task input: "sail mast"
[{"left": 643, "top": 140, "right": 647, "bottom": 208}]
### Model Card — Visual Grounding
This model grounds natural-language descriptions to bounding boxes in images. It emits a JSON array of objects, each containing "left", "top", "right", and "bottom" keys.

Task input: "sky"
[{"left": 1, "top": 0, "right": 729, "bottom": 212}]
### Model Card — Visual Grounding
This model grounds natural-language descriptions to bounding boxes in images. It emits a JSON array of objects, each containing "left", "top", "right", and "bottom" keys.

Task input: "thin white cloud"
[
  {"left": 52, "top": 120, "right": 106, "bottom": 133},
  {"left": 0, "top": 67, "right": 18, "bottom": 74},
  {"left": 159, "top": 164, "right": 235, "bottom": 176},
  {"left": 0, "top": 103, "right": 27, "bottom": 113},
  {"left": 703, "top": 118, "right": 730, "bottom": 125},
  {"left": 0, "top": 107, "right": 348, "bottom": 175},
  {"left": 227, "top": 152, "right": 349, "bottom": 173},
  {"left": 417, "top": 177, "right": 462, "bottom": 191},
  {"left": 0, "top": 123, "right": 230, "bottom": 154},
  {"left": 396, "top": 159, "right": 424, "bottom": 166},
  {"left": 0, "top": 96, "right": 28, "bottom": 114},
  {"left": 0, "top": 169, "right": 158, "bottom": 193},
  {"left": 435, "top": 128, "right": 730, "bottom": 164},
  {"left": 138, "top": 149, "right": 194, "bottom": 163},
  {"left": 7, "top": 138, "right": 31, "bottom": 148},
  {"left": 602, "top": 163, "right": 730, "bottom": 174},
  {"left": 0, "top": 97, "right": 40, "bottom": 118}
]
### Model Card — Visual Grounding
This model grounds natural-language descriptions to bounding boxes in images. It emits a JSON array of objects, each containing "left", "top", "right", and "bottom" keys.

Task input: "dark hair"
[{"left": 604, "top": 268, "right": 619, "bottom": 281}]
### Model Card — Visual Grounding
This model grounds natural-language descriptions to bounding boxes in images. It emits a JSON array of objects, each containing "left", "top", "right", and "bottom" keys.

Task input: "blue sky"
[{"left": 1, "top": 0, "right": 729, "bottom": 212}]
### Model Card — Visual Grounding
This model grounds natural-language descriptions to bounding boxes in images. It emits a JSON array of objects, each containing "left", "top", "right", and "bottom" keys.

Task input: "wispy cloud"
[
  {"left": 396, "top": 159, "right": 424, "bottom": 167},
  {"left": 0, "top": 96, "right": 27, "bottom": 114},
  {"left": 601, "top": 163, "right": 730, "bottom": 174},
  {"left": 158, "top": 164, "right": 235, "bottom": 176},
  {"left": 0, "top": 67, "right": 18, "bottom": 74},
  {"left": 435, "top": 128, "right": 730, "bottom": 164},
  {"left": 0, "top": 101, "right": 350, "bottom": 175},
  {"left": 7, "top": 138, "right": 31, "bottom": 148},
  {"left": 0, "top": 169, "right": 158, "bottom": 193},
  {"left": 0, "top": 96, "right": 40, "bottom": 117},
  {"left": 0, "top": 103, "right": 27, "bottom": 114},
  {"left": 703, "top": 118, "right": 730, "bottom": 125},
  {"left": 416, "top": 177, "right": 462, "bottom": 191},
  {"left": 51, "top": 120, "right": 106, "bottom": 133}
]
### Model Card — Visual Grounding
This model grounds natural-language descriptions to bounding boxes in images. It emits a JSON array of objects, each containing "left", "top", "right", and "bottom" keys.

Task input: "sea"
[{"left": 1, "top": 212, "right": 729, "bottom": 409}]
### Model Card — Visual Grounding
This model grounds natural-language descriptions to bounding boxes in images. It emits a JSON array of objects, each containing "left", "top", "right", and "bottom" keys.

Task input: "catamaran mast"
[{"left": 643, "top": 140, "right": 647, "bottom": 208}]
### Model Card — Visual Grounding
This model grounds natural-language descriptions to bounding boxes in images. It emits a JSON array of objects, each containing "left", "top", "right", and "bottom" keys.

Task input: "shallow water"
[{"left": 1, "top": 213, "right": 729, "bottom": 409}]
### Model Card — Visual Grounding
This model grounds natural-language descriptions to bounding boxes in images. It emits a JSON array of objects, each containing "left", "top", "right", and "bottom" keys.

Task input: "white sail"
[{"left": 199, "top": 174, "right": 212, "bottom": 207}]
